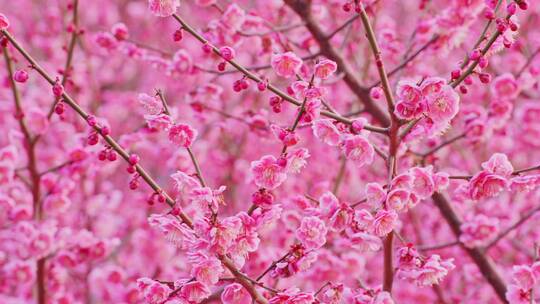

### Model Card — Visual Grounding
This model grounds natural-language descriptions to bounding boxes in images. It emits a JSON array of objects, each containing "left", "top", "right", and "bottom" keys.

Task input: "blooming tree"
[{"left": 1, "top": 0, "right": 540, "bottom": 303}]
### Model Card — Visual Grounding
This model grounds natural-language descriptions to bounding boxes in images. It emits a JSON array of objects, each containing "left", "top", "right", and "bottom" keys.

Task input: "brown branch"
[
  {"left": 418, "top": 241, "right": 460, "bottom": 251},
  {"left": 355, "top": 3, "right": 399, "bottom": 293},
  {"left": 419, "top": 133, "right": 467, "bottom": 158}
]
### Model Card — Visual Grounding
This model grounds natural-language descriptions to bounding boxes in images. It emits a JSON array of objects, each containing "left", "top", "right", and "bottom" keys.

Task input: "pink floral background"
[{"left": 0, "top": 0, "right": 539, "bottom": 303}]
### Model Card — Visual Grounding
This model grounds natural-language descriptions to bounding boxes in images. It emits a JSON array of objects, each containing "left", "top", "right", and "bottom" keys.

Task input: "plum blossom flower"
[
  {"left": 0, "top": 13, "right": 9, "bottom": 29},
  {"left": 5, "top": 260, "right": 34, "bottom": 283},
  {"left": 481, "top": 153, "right": 514, "bottom": 177},
  {"left": 179, "top": 281, "right": 211, "bottom": 302},
  {"left": 468, "top": 171, "right": 508, "bottom": 200},
  {"left": 312, "top": 119, "right": 341, "bottom": 146},
  {"left": 271, "top": 52, "right": 303, "bottom": 78},
  {"left": 286, "top": 148, "right": 310, "bottom": 174},
  {"left": 138, "top": 93, "right": 163, "bottom": 115},
  {"left": 169, "top": 49, "right": 193, "bottom": 74},
  {"left": 512, "top": 265, "right": 536, "bottom": 290},
  {"left": 365, "top": 183, "right": 387, "bottom": 208},
  {"left": 506, "top": 284, "right": 534, "bottom": 304},
  {"left": 492, "top": 73, "right": 520, "bottom": 100},
  {"left": 409, "top": 255, "right": 455, "bottom": 287},
  {"left": 148, "top": 0, "right": 180, "bottom": 17},
  {"left": 339, "top": 135, "right": 375, "bottom": 167},
  {"left": 425, "top": 85, "right": 460, "bottom": 123},
  {"left": 394, "top": 80, "right": 425, "bottom": 120},
  {"left": 314, "top": 59, "right": 337, "bottom": 79},
  {"left": 222, "top": 283, "right": 251, "bottom": 304},
  {"left": 371, "top": 209, "right": 398, "bottom": 237},
  {"left": 221, "top": 4, "right": 246, "bottom": 32},
  {"left": 506, "top": 264, "right": 538, "bottom": 304},
  {"left": 168, "top": 123, "right": 198, "bottom": 147},
  {"left": 146, "top": 113, "right": 173, "bottom": 131},
  {"left": 190, "top": 185, "right": 226, "bottom": 213},
  {"left": 137, "top": 278, "right": 172, "bottom": 304},
  {"left": 348, "top": 231, "right": 382, "bottom": 252},
  {"left": 409, "top": 167, "right": 435, "bottom": 199},
  {"left": 251, "top": 155, "right": 288, "bottom": 189},
  {"left": 189, "top": 253, "right": 224, "bottom": 285},
  {"left": 296, "top": 216, "right": 328, "bottom": 250},
  {"left": 385, "top": 189, "right": 411, "bottom": 212},
  {"left": 148, "top": 214, "right": 195, "bottom": 249}
]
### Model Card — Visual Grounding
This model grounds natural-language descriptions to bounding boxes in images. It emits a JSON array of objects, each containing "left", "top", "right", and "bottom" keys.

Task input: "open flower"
[
  {"left": 250, "top": 155, "right": 287, "bottom": 190},
  {"left": 339, "top": 135, "right": 375, "bottom": 167},
  {"left": 148, "top": 0, "right": 180, "bottom": 17},
  {"left": 168, "top": 123, "right": 198, "bottom": 147},
  {"left": 296, "top": 216, "right": 328, "bottom": 250},
  {"left": 271, "top": 52, "right": 303, "bottom": 78}
]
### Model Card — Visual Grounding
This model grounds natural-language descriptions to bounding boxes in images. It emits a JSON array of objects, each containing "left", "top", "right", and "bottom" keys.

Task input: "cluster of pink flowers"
[{"left": 1, "top": 0, "right": 540, "bottom": 303}]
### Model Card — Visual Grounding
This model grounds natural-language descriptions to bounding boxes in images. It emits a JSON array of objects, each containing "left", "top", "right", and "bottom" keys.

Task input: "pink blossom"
[
  {"left": 179, "top": 281, "right": 211, "bottom": 302},
  {"left": 425, "top": 85, "right": 460, "bottom": 123},
  {"left": 146, "top": 113, "right": 173, "bottom": 131},
  {"left": 169, "top": 49, "right": 193, "bottom": 74},
  {"left": 190, "top": 254, "right": 223, "bottom": 285},
  {"left": 13, "top": 70, "right": 29, "bottom": 83},
  {"left": 271, "top": 52, "right": 303, "bottom": 78},
  {"left": 371, "top": 209, "right": 398, "bottom": 237},
  {"left": 365, "top": 183, "right": 387, "bottom": 208},
  {"left": 468, "top": 171, "right": 508, "bottom": 200},
  {"left": 0, "top": 13, "right": 9, "bottom": 29},
  {"left": 481, "top": 153, "right": 514, "bottom": 177},
  {"left": 348, "top": 232, "right": 382, "bottom": 252},
  {"left": 6, "top": 260, "right": 34, "bottom": 283},
  {"left": 491, "top": 73, "right": 520, "bottom": 99},
  {"left": 409, "top": 167, "right": 435, "bottom": 198},
  {"left": 95, "top": 32, "right": 118, "bottom": 51},
  {"left": 433, "top": 172, "right": 450, "bottom": 191},
  {"left": 506, "top": 284, "right": 533, "bottom": 304},
  {"left": 370, "top": 86, "right": 384, "bottom": 100},
  {"left": 221, "top": 4, "right": 246, "bottom": 31},
  {"left": 296, "top": 216, "right": 328, "bottom": 250},
  {"left": 339, "top": 135, "right": 375, "bottom": 167},
  {"left": 385, "top": 189, "right": 411, "bottom": 212},
  {"left": 511, "top": 265, "right": 536, "bottom": 290},
  {"left": 137, "top": 278, "right": 172, "bottom": 304},
  {"left": 168, "top": 123, "right": 198, "bottom": 147},
  {"left": 111, "top": 22, "right": 129, "bottom": 41},
  {"left": 286, "top": 148, "right": 310, "bottom": 174},
  {"left": 221, "top": 283, "right": 251, "bottom": 304},
  {"left": 312, "top": 119, "right": 341, "bottom": 146},
  {"left": 251, "top": 155, "right": 288, "bottom": 189},
  {"left": 314, "top": 59, "right": 337, "bottom": 79},
  {"left": 394, "top": 80, "right": 425, "bottom": 120},
  {"left": 138, "top": 93, "right": 163, "bottom": 115},
  {"left": 412, "top": 255, "right": 455, "bottom": 287},
  {"left": 148, "top": 0, "right": 180, "bottom": 17}
]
